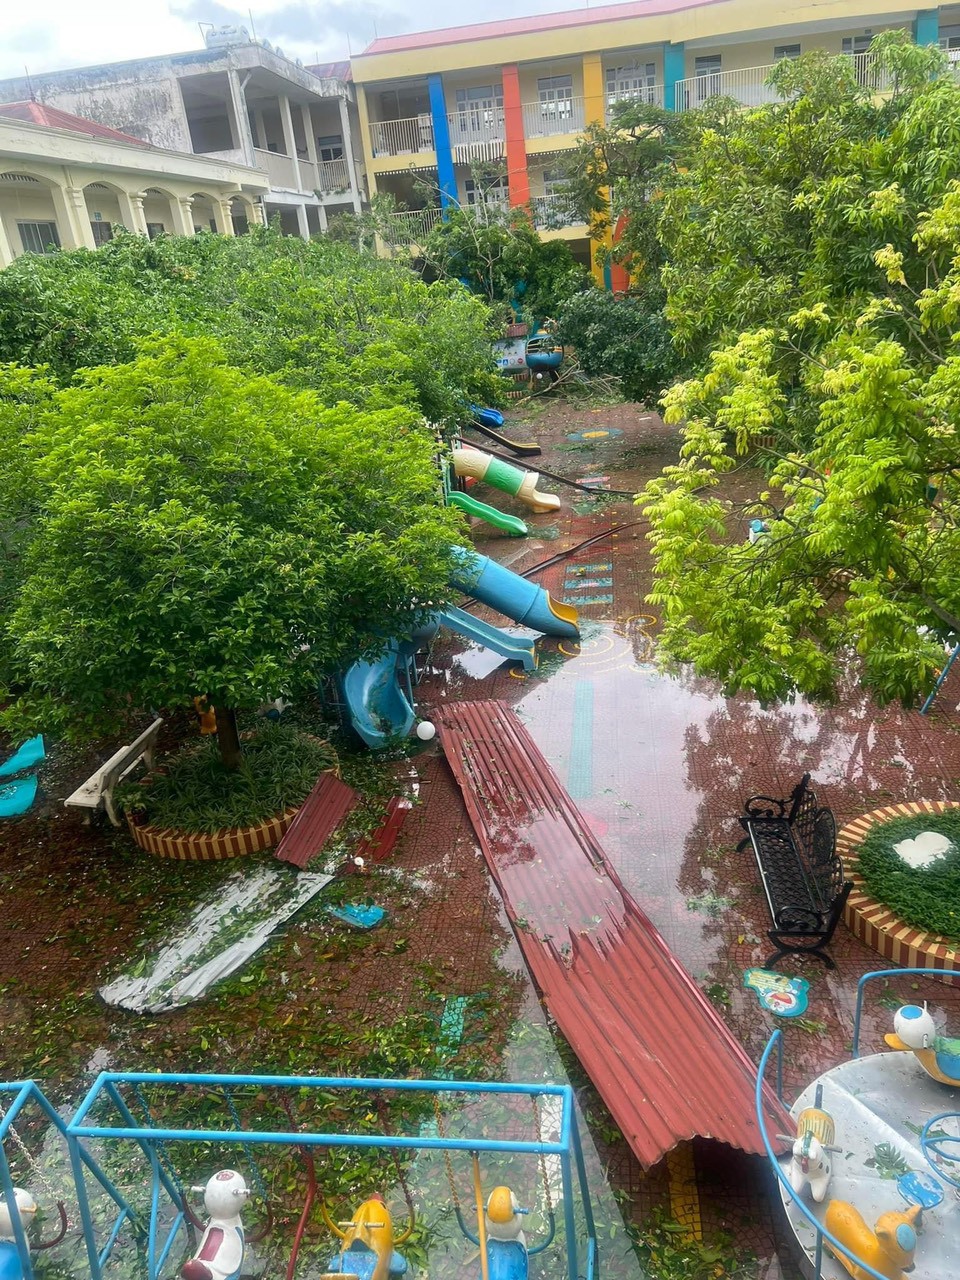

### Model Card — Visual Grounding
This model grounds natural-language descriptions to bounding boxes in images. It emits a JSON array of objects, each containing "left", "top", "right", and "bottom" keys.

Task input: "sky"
[{"left": 1, "top": 0, "right": 589, "bottom": 81}]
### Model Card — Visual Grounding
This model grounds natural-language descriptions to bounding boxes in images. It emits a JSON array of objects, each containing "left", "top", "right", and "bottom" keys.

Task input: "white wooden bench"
[{"left": 64, "top": 718, "right": 163, "bottom": 827}]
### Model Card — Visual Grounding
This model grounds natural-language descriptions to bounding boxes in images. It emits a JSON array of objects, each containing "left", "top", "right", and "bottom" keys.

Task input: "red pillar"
[
  {"left": 609, "top": 213, "right": 631, "bottom": 293},
  {"left": 503, "top": 64, "right": 530, "bottom": 208}
]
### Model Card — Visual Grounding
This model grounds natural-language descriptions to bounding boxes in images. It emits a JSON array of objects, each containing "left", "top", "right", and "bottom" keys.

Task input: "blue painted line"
[
  {"left": 563, "top": 578, "right": 613, "bottom": 590},
  {"left": 569, "top": 593, "right": 614, "bottom": 605},
  {"left": 568, "top": 681, "right": 594, "bottom": 800}
]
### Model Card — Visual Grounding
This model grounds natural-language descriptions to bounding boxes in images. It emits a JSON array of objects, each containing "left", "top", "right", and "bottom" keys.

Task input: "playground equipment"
[
  {"left": 436, "top": 608, "right": 538, "bottom": 672},
  {"left": 0, "top": 735, "right": 44, "bottom": 819},
  {"left": 181, "top": 1171, "right": 251, "bottom": 1280},
  {"left": 46, "top": 1073, "right": 596, "bottom": 1280},
  {"left": 465, "top": 407, "right": 541, "bottom": 458},
  {"left": 450, "top": 547, "right": 579, "bottom": 639},
  {"left": 452, "top": 447, "right": 560, "bottom": 515},
  {"left": 341, "top": 641, "right": 418, "bottom": 749},
  {"left": 823, "top": 1202, "right": 922, "bottom": 1280},
  {"left": 885, "top": 1003, "right": 960, "bottom": 1085},
  {"left": 758, "top": 967, "right": 960, "bottom": 1280},
  {"left": 780, "top": 1084, "right": 838, "bottom": 1204},
  {"left": 321, "top": 1193, "right": 410, "bottom": 1280}
]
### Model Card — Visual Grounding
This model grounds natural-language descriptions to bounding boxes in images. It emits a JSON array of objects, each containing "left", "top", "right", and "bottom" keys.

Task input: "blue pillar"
[
  {"left": 428, "top": 73, "right": 457, "bottom": 212},
  {"left": 663, "top": 42, "right": 686, "bottom": 112},
  {"left": 915, "top": 9, "right": 939, "bottom": 45}
]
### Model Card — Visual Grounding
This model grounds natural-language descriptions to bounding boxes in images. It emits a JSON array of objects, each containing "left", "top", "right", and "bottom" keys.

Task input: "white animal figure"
[
  {"left": 181, "top": 1171, "right": 250, "bottom": 1280},
  {"left": 0, "top": 1188, "right": 36, "bottom": 1241},
  {"left": 485, "top": 1186, "right": 528, "bottom": 1244},
  {"left": 788, "top": 1131, "right": 833, "bottom": 1204}
]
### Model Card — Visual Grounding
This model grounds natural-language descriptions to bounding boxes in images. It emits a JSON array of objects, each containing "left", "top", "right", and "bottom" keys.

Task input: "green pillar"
[
  {"left": 915, "top": 9, "right": 939, "bottom": 45},
  {"left": 663, "top": 42, "right": 686, "bottom": 112}
]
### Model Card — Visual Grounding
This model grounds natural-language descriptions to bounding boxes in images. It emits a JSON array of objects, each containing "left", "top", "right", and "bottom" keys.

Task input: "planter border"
[
  {"left": 128, "top": 805, "right": 299, "bottom": 861},
  {"left": 838, "top": 799, "right": 960, "bottom": 975}
]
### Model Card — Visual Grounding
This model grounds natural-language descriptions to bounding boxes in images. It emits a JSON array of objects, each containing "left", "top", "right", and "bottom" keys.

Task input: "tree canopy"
[
  {"left": 625, "top": 33, "right": 960, "bottom": 705},
  {"left": 0, "top": 226, "right": 500, "bottom": 426},
  {"left": 0, "top": 338, "right": 462, "bottom": 754}
]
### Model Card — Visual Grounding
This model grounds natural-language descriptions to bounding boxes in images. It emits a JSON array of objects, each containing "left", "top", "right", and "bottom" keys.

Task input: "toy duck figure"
[
  {"left": 482, "top": 1187, "right": 530, "bottom": 1280},
  {"left": 885, "top": 1003, "right": 960, "bottom": 1086},
  {"left": 181, "top": 1171, "right": 250, "bottom": 1280},
  {"left": 824, "top": 1201, "right": 921, "bottom": 1280},
  {"left": 782, "top": 1085, "right": 838, "bottom": 1204},
  {"left": 0, "top": 1190, "right": 36, "bottom": 1280},
  {"left": 323, "top": 1193, "right": 410, "bottom": 1280}
]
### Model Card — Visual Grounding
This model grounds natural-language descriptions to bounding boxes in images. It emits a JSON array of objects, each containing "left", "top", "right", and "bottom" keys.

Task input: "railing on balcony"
[
  {"left": 316, "top": 158, "right": 351, "bottom": 193},
  {"left": 297, "top": 158, "right": 319, "bottom": 191},
  {"left": 448, "top": 107, "right": 506, "bottom": 162},
  {"left": 531, "top": 193, "right": 582, "bottom": 230},
  {"left": 370, "top": 116, "right": 435, "bottom": 158},
  {"left": 604, "top": 84, "right": 665, "bottom": 118},
  {"left": 522, "top": 96, "right": 586, "bottom": 141},
  {"left": 674, "top": 52, "right": 891, "bottom": 111},
  {"left": 383, "top": 208, "right": 442, "bottom": 245},
  {"left": 253, "top": 147, "right": 298, "bottom": 189}
]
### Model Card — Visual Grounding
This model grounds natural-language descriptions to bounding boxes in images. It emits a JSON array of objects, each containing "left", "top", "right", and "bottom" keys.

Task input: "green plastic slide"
[{"left": 448, "top": 490, "right": 528, "bottom": 536}]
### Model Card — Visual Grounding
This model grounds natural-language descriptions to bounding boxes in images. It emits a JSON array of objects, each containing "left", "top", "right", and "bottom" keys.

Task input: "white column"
[
  {"left": 339, "top": 95, "right": 363, "bottom": 212},
  {"left": 0, "top": 214, "right": 14, "bottom": 267},
  {"left": 316, "top": 203, "right": 328, "bottom": 232},
  {"left": 213, "top": 197, "right": 236, "bottom": 235},
  {"left": 228, "top": 70, "right": 256, "bottom": 165},
  {"left": 116, "top": 189, "right": 147, "bottom": 234},
  {"left": 59, "top": 186, "right": 96, "bottom": 248},
  {"left": 175, "top": 196, "right": 196, "bottom": 236},
  {"left": 248, "top": 198, "right": 265, "bottom": 225},
  {"left": 253, "top": 108, "right": 267, "bottom": 150},
  {"left": 300, "top": 103, "right": 319, "bottom": 164},
  {"left": 278, "top": 95, "right": 303, "bottom": 189},
  {"left": 295, "top": 203, "right": 310, "bottom": 239}
]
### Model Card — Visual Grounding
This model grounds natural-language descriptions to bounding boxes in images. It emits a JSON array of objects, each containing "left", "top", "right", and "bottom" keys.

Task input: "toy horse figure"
[
  {"left": 885, "top": 1003, "right": 960, "bottom": 1086},
  {"left": 780, "top": 1085, "right": 839, "bottom": 1203},
  {"left": 0, "top": 1190, "right": 36, "bottom": 1280},
  {"left": 458, "top": 1186, "right": 555, "bottom": 1280},
  {"left": 322, "top": 1193, "right": 410, "bottom": 1280},
  {"left": 181, "top": 1171, "right": 250, "bottom": 1280},
  {"left": 824, "top": 1202, "right": 922, "bottom": 1280}
]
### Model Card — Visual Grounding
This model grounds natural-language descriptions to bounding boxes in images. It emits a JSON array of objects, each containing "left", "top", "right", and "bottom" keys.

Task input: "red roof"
[
  {"left": 438, "top": 701, "right": 790, "bottom": 1168},
  {"left": 359, "top": 0, "right": 727, "bottom": 55},
  {"left": 307, "top": 60, "right": 352, "bottom": 82},
  {"left": 0, "top": 100, "right": 152, "bottom": 147}
]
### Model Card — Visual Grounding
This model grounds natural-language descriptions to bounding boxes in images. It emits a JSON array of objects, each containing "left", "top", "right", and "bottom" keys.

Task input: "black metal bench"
[{"left": 736, "top": 773, "right": 851, "bottom": 970}]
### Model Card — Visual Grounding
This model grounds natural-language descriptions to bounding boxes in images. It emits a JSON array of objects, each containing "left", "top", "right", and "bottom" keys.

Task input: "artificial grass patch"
[
  {"left": 119, "top": 722, "right": 338, "bottom": 833},
  {"left": 857, "top": 811, "right": 960, "bottom": 939}
]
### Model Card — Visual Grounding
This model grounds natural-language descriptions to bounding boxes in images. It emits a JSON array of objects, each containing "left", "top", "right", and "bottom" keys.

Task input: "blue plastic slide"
[
  {"left": 0, "top": 775, "right": 38, "bottom": 818},
  {"left": 450, "top": 546, "right": 579, "bottom": 639},
  {"left": 437, "top": 607, "right": 538, "bottom": 671},
  {"left": 341, "top": 643, "right": 416, "bottom": 749},
  {"left": 0, "top": 734, "right": 45, "bottom": 778}
]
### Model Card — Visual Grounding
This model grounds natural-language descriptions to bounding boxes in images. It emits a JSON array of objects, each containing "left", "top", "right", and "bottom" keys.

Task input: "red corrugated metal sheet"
[
  {"left": 355, "top": 795, "right": 413, "bottom": 864},
  {"left": 437, "top": 700, "right": 790, "bottom": 1168},
  {"left": 275, "top": 773, "right": 359, "bottom": 869}
]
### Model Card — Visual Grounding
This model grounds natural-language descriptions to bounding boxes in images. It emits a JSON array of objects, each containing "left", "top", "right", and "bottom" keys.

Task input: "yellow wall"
[{"left": 352, "top": 0, "right": 922, "bottom": 81}]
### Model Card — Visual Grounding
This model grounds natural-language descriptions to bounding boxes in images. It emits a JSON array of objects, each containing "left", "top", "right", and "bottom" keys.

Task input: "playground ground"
[{"left": 3, "top": 393, "right": 960, "bottom": 1276}]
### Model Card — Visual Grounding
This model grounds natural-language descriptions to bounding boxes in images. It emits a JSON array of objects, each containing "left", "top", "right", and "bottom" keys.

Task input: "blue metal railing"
[
  {"left": 755, "top": 1033, "right": 892, "bottom": 1280},
  {"left": 64, "top": 1072, "right": 596, "bottom": 1280}
]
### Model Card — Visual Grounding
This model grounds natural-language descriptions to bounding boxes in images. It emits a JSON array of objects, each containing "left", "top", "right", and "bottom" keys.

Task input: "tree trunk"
[{"left": 216, "top": 705, "right": 243, "bottom": 771}]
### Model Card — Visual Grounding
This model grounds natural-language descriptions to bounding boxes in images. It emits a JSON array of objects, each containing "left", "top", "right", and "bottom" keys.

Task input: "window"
[
  {"left": 453, "top": 85, "right": 504, "bottom": 137},
  {"left": 774, "top": 44, "right": 801, "bottom": 60},
  {"left": 90, "top": 221, "right": 113, "bottom": 247},
  {"left": 316, "top": 134, "right": 344, "bottom": 162},
  {"left": 146, "top": 222, "right": 165, "bottom": 239},
  {"left": 17, "top": 221, "right": 60, "bottom": 254},
  {"left": 941, "top": 27, "right": 960, "bottom": 62},
  {"left": 542, "top": 167, "right": 568, "bottom": 199},
  {"left": 538, "top": 73, "right": 574, "bottom": 122},
  {"left": 843, "top": 34, "right": 875, "bottom": 86},
  {"left": 694, "top": 55, "right": 722, "bottom": 102},
  {"left": 464, "top": 173, "right": 508, "bottom": 208},
  {"left": 605, "top": 62, "right": 658, "bottom": 107},
  {"left": 842, "top": 35, "right": 872, "bottom": 55}
]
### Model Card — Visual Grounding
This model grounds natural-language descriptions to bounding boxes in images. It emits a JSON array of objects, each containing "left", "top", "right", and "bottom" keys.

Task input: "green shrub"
[
  {"left": 555, "top": 288, "right": 681, "bottom": 405},
  {"left": 857, "top": 811, "right": 960, "bottom": 938},
  {"left": 119, "top": 723, "right": 339, "bottom": 833}
]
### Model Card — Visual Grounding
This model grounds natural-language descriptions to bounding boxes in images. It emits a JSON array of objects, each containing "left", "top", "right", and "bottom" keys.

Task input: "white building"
[
  {"left": 0, "top": 28, "right": 367, "bottom": 239},
  {"left": 0, "top": 101, "right": 269, "bottom": 267}
]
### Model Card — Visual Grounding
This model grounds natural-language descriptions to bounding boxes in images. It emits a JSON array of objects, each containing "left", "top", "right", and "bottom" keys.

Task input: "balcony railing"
[
  {"left": 370, "top": 116, "right": 435, "bottom": 158},
  {"left": 297, "top": 158, "right": 319, "bottom": 190},
  {"left": 316, "top": 158, "right": 351, "bottom": 192},
  {"left": 522, "top": 97, "right": 586, "bottom": 141},
  {"left": 674, "top": 53, "right": 891, "bottom": 111},
  {"left": 531, "top": 193, "right": 582, "bottom": 230},
  {"left": 448, "top": 107, "right": 506, "bottom": 162},
  {"left": 604, "top": 84, "right": 665, "bottom": 118},
  {"left": 384, "top": 208, "right": 442, "bottom": 245},
  {"left": 253, "top": 147, "right": 298, "bottom": 189}
]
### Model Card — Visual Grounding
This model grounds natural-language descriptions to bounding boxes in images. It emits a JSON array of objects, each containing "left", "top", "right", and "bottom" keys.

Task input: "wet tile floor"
[{"left": 402, "top": 401, "right": 960, "bottom": 1276}]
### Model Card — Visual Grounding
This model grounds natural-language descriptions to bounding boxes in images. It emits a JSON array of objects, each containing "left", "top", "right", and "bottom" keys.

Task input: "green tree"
[
  {"left": 555, "top": 289, "right": 679, "bottom": 404},
  {"left": 0, "top": 227, "right": 500, "bottom": 427},
  {"left": 2, "top": 338, "right": 462, "bottom": 766},
  {"left": 641, "top": 34, "right": 960, "bottom": 706}
]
